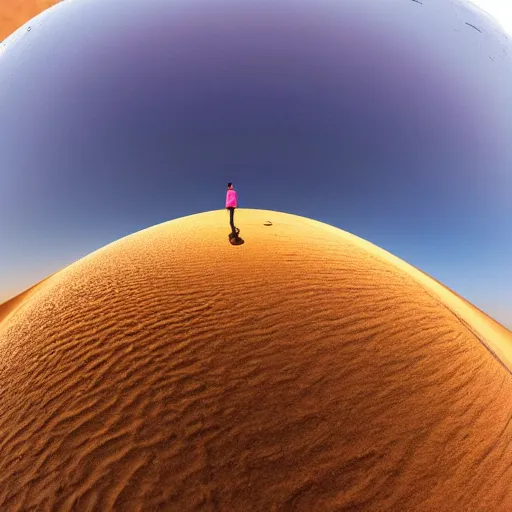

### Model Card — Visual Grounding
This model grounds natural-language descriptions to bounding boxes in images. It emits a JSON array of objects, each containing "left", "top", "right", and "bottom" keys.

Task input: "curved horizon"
[
  {"left": 1, "top": 0, "right": 511, "bottom": 329},
  {"left": 2, "top": 209, "right": 511, "bottom": 370},
  {"left": 1, "top": 207, "right": 511, "bottom": 510}
]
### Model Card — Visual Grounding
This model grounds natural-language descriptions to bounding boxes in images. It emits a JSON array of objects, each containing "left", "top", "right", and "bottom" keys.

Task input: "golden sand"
[
  {"left": 0, "top": 0, "right": 60, "bottom": 42},
  {"left": 1, "top": 209, "right": 511, "bottom": 511}
]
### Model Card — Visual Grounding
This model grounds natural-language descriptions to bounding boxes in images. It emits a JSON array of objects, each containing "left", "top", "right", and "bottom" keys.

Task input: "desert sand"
[
  {"left": 0, "top": 209, "right": 511, "bottom": 511},
  {"left": 0, "top": 0, "right": 60, "bottom": 42}
]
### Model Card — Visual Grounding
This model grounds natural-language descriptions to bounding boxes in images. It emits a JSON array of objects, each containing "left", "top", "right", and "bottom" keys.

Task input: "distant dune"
[
  {"left": 0, "top": 0, "right": 60, "bottom": 42},
  {"left": 0, "top": 209, "right": 511, "bottom": 511}
]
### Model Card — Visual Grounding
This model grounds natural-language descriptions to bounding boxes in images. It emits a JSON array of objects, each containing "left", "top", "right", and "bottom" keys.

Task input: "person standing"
[{"left": 225, "top": 182, "right": 238, "bottom": 238}]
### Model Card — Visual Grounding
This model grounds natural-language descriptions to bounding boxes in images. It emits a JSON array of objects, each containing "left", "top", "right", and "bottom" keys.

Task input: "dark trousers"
[{"left": 228, "top": 207, "right": 236, "bottom": 235}]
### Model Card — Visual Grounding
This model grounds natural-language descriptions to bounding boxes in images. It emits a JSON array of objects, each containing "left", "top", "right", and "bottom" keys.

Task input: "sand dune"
[
  {"left": 0, "top": 209, "right": 511, "bottom": 511},
  {"left": 0, "top": 0, "right": 60, "bottom": 42}
]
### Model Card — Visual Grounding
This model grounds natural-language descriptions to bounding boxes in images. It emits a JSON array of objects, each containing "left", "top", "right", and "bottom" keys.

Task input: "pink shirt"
[{"left": 226, "top": 189, "right": 238, "bottom": 208}]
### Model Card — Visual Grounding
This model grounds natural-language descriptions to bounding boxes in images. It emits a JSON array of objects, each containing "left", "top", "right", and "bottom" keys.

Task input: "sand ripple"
[{"left": 0, "top": 210, "right": 511, "bottom": 511}]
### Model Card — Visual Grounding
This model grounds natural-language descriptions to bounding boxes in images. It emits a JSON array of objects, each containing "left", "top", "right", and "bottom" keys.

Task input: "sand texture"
[
  {"left": 0, "top": 0, "right": 60, "bottom": 42},
  {"left": 0, "top": 209, "right": 511, "bottom": 511}
]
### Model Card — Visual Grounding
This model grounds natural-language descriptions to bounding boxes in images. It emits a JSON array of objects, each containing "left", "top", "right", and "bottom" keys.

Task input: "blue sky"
[{"left": 0, "top": 0, "right": 511, "bottom": 328}]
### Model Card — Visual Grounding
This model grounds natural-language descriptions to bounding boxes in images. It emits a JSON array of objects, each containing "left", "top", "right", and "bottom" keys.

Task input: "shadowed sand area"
[
  {"left": 0, "top": 0, "right": 60, "bottom": 41},
  {"left": 0, "top": 209, "right": 511, "bottom": 511}
]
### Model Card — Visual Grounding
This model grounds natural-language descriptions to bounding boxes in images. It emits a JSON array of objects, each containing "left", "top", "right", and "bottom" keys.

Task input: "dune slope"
[{"left": 0, "top": 209, "right": 511, "bottom": 511}]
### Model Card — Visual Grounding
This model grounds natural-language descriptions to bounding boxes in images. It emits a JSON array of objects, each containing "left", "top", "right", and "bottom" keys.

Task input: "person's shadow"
[{"left": 229, "top": 228, "right": 245, "bottom": 245}]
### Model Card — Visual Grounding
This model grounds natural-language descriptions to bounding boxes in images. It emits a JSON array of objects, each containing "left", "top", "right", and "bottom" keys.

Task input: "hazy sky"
[
  {"left": 469, "top": 0, "right": 512, "bottom": 36},
  {"left": 0, "top": 0, "right": 511, "bottom": 328}
]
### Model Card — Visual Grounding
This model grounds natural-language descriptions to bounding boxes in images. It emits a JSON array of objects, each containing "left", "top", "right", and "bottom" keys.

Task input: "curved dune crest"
[{"left": 0, "top": 209, "right": 511, "bottom": 511}]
